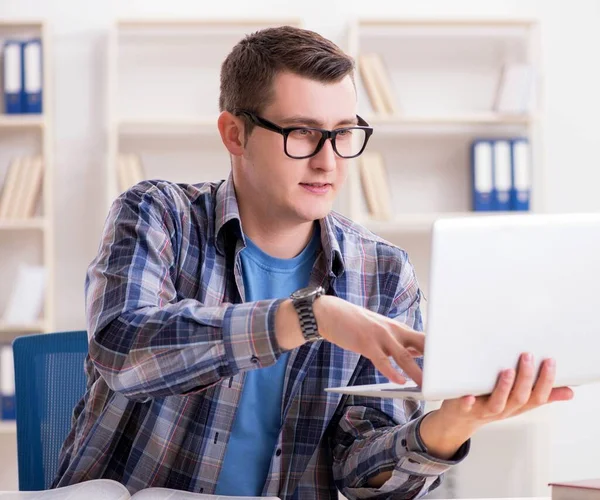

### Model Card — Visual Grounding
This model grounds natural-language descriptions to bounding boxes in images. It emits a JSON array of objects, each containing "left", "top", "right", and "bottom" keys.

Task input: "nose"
[{"left": 309, "top": 138, "right": 336, "bottom": 172}]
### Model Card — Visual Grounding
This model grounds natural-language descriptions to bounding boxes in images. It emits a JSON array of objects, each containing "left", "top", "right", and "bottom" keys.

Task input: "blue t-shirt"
[{"left": 215, "top": 225, "right": 320, "bottom": 496}]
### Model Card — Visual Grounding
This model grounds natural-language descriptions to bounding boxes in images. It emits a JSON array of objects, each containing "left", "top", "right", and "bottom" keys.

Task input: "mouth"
[{"left": 300, "top": 182, "right": 332, "bottom": 195}]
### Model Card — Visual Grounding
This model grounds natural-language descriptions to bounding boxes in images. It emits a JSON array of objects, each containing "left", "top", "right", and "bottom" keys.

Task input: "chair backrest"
[{"left": 13, "top": 330, "right": 88, "bottom": 491}]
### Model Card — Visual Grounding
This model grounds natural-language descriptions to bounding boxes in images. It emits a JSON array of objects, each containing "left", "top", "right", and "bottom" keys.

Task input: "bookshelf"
[
  {"left": 0, "top": 21, "right": 53, "bottom": 482},
  {"left": 0, "top": 21, "right": 54, "bottom": 337},
  {"left": 343, "top": 18, "right": 542, "bottom": 306},
  {"left": 106, "top": 18, "right": 302, "bottom": 210}
]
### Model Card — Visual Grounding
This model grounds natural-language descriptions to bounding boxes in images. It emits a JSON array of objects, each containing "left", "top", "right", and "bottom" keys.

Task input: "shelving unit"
[
  {"left": 344, "top": 18, "right": 542, "bottom": 309},
  {"left": 0, "top": 21, "right": 54, "bottom": 336},
  {"left": 106, "top": 18, "right": 302, "bottom": 210},
  {"left": 0, "top": 20, "right": 53, "bottom": 487}
]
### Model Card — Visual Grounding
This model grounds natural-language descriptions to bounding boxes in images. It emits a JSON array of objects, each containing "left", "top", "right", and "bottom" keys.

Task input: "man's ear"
[{"left": 218, "top": 111, "right": 245, "bottom": 157}]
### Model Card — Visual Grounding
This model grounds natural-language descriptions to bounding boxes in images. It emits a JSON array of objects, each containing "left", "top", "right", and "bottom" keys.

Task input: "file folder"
[
  {"left": 23, "top": 39, "right": 43, "bottom": 114},
  {"left": 511, "top": 138, "right": 531, "bottom": 211},
  {"left": 493, "top": 140, "right": 512, "bottom": 211},
  {"left": 2, "top": 40, "right": 23, "bottom": 114},
  {"left": 471, "top": 140, "right": 494, "bottom": 211}
]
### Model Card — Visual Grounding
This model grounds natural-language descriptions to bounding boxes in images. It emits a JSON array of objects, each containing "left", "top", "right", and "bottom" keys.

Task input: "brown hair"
[{"left": 219, "top": 25, "right": 355, "bottom": 129}]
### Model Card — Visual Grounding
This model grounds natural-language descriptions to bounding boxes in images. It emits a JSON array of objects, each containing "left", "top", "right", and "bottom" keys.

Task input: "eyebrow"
[{"left": 277, "top": 115, "right": 359, "bottom": 128}]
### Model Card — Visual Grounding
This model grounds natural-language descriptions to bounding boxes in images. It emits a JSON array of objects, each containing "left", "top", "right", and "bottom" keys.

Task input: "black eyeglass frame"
[{"left": 233, "top": 109, "right": 374, "bottom": 159}]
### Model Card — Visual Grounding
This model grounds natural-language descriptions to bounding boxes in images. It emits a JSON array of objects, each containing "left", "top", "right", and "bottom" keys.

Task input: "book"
[
  {"left": 0, "top": 478, "right": 280, "bottom": 499},
  {"left": 359, "top": 151, "right": 392, "bottom": 221},
  {"left": 0, "top": 158, "right": 23, "bottom": 219},
  {"left": 22, "top": 39, "right": 43, "bottom": 114},
  {"left": 10, "top": 156, "right": 33, "bottom": 219},
  {"left": 359, "top": 152, "right": 381, "bottom": 218},
  {"left": 18, "top": 155, "right": 44, "bottom": 218},
  {"left": 493, "top": 63, "right": 536, "bottom": 114},
  {"left": 367, "top": 53, "right": 399, "bottom": 115},
  {"left": 117, "top": 153, "right": 145, "bottom": 193},
  {"left": 1, "top": 264, "right": 46, "bottom": 325},
  {"left": 549, "top": 478, "right": 600, "bottom": 500},
  {"left": 2, "top": 40, "right": 23, "bottom": 114},
  {"left": 358, "top": 54, "right": 388, "bottom": 115}
]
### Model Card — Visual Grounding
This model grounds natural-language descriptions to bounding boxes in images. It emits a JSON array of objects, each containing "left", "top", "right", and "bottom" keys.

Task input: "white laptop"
[{"left": 326, "top": 213, "right": 600, "bottom": 401}]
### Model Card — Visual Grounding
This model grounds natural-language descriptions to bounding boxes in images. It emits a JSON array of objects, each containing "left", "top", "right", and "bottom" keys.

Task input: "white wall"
[{"left": 1, "top": 0, "right": 599, "bottom": 493}]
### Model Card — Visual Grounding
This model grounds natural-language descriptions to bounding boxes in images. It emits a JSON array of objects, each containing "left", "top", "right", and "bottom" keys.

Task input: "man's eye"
[
  {"left": 337, "top": 129, "right": 352, "bottom": 137},
  {"left": 291, "top": 129, "right": 315, "bottom": 137}
]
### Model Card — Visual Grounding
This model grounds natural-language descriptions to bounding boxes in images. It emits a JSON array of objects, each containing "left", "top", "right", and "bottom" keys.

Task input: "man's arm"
[
  {"left": 329, "top": 249, "right": 469, "bottom": 499},
  {"left": 87, "top": 182, "right": 288, "bottom": 401}
]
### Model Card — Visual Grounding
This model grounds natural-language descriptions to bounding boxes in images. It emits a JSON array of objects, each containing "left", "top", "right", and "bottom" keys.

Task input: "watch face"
[{"left": 291, "top": 286, "right": 322, "bottom": 300}]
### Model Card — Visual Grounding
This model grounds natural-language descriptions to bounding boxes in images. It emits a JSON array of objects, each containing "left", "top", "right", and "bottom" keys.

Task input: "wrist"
[
  {"left": 275, "top": 299, "right": 306, "bottom": 351},
  {"left": 312, "top": 293, "right": 333, "bottom": 339},
  {"left": 418, "top": 410, "right": 474, "bottom": 460}
]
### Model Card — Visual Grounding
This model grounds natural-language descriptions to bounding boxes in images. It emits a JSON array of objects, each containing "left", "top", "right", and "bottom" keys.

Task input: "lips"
[{"left": 300, "top": 182, "right": 332, "bottom": 194}]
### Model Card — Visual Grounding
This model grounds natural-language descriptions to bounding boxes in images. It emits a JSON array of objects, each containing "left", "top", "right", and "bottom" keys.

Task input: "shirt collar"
[{"left": 214, "top": 173, "right": 345, "bottom": 278}]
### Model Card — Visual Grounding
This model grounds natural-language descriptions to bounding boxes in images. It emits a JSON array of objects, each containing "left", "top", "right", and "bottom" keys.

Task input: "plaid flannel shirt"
[{"left": 53, "top": 174, "right": 469, "bottom": 499}]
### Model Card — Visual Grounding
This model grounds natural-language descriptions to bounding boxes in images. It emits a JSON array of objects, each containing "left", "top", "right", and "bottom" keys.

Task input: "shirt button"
[
  {"left": 276, "top": 448, "right": 282, "bottom": 457},
  {"left": 251, "top": 356, "right": 259, "bottom": 364}
]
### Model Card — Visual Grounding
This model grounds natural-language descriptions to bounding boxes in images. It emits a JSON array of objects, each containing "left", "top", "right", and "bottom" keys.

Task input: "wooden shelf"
[
  {"left": 0, "top": 20, "right": 44, "bottom": 28},
  {"left": 368, "top": 113, "right": 534, "bottom": 125},
  {"left": 358, "top": 19, "right": 537, "bottom": 28},
  {"left": 363, "top": 211, "right": 519, "bottom": 233},
  {"left": 0, "top": 115, "right": 45, "bottom": 129},
  {"left": 0, "top": 218, "right": 46, "bottom": 230},
  {"left": 365, "top": 114, "right": 534, "bottom": 135},
  {"left": 118, "top": 117, "right": 219, "bottom": 135},
  {"left": 0, "top": 321, "right": 46, "bottom": 334},
  {"left": 117, "top": 18, "right": 302, "bottom": 29},
  {"left": 357, "top": 19, "right": 535, "bottom": 39}
]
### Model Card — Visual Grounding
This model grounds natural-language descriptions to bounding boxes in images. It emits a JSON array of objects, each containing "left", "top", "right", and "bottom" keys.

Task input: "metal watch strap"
[
  {"left": 295, "top": 301, "right": 321, "bottom": 342},
  {"left": 290, "top": 286, "right": 324, "bottom": 343}
]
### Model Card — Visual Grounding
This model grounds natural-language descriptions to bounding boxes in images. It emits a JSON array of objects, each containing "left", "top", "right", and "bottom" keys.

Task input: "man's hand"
[
  {"left": 418, "top": 353, "right": 575, "bottom": 460},
  {"left": 275, "top": 295, "right": 425, "bottom": 386}
]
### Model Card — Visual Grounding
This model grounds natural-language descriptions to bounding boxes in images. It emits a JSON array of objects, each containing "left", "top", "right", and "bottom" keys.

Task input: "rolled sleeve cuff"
[
  {"left": 398, "top": 414, "right": 471, "bottom": 475},
  {"left": 222, "top": 298, "right": 285, "bottom": 373}
]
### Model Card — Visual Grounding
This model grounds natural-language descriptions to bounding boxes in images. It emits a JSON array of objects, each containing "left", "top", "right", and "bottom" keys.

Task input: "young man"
[{"left": 54, "top": 26, "right": 573, "bottom": 499}]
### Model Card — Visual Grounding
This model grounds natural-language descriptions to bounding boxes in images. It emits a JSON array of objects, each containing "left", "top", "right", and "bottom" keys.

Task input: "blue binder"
[
  {"left": 511, "top": 138, "right": 531, "bottom": 211},
  {"left": 2, "top": 40, "right": 23, "bottom": 114},
  {"left": 492, "top": 140, "right": 512, "bottom": 211},
  {"left": 471, "top": 139, "right": 494, "bottom": 211},
  {"left": 22, "top": 39, "right": 43, "bottom": 114}
]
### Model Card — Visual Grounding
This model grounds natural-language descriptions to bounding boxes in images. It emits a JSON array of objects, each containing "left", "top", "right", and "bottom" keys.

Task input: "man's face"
[{"left": 240, "top": 71, "right": 357, "bottom": 224}]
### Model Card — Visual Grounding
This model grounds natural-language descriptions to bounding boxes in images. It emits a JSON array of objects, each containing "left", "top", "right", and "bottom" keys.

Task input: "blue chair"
[{"left": 12, "top": 330, "right": 88, "bottom": 491}]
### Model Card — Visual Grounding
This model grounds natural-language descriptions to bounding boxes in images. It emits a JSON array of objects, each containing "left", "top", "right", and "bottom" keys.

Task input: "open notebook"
[{"left": 0, "top": 479, "right": 280, "bottom": 500}]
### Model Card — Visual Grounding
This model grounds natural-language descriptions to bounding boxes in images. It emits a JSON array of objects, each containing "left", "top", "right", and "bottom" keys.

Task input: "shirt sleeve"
[
  {"left": 330, "top": 249, "right": 470, "bottom": 499},
  {"left": 85, "top": 182, "right": 283, "bottom": 401}
]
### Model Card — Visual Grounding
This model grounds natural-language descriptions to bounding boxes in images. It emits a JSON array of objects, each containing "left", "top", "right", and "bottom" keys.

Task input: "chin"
[{"left": 295, "top": 204, "right": 333, "bottom": 222}]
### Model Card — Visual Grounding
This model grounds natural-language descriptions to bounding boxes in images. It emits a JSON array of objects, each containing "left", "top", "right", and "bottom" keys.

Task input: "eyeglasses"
[{"left": 233, "top": 109, "right": 374, "bottom": 160}]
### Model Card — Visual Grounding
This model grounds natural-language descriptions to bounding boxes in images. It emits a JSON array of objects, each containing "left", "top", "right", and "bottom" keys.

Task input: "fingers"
[
  {"left": 383, "top": 333, "right": 423, "bottom": 387},
  {"left": 548, "top": 386, "right": 574, "bottom": 402},
  {"left": 506, "top": 353, "right": 536, "bottom": 411},
  {"left": 484, "top": 368, "right": 515, "bottom": 416},
  {"left": 530, "top": 358, "right": 556, "bottom": 406},
  {"left": 395, "top": 325, "right": 426, "bottom": 356},
  {"left": 371, "top": 353, "right": 407, "bottom": 385}
]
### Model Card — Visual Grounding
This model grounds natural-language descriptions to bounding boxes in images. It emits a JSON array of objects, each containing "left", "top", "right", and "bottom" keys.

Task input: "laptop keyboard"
[{"left": 381, "top": 386, "right": 422, "bottom": 392}]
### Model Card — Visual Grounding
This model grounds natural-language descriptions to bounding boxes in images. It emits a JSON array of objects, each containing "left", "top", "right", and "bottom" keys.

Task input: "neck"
[
  {"left": 233, "top": 183, "right": 316, "bottom": 260},
  {"left": 241, "top": 211, "right": 315, "bottom": 259}
]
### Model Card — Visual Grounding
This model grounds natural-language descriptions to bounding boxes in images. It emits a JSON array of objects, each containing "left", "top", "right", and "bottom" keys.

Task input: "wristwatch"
[{"left": 290, "top": 286, "right": 325, "bottom": 343}]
